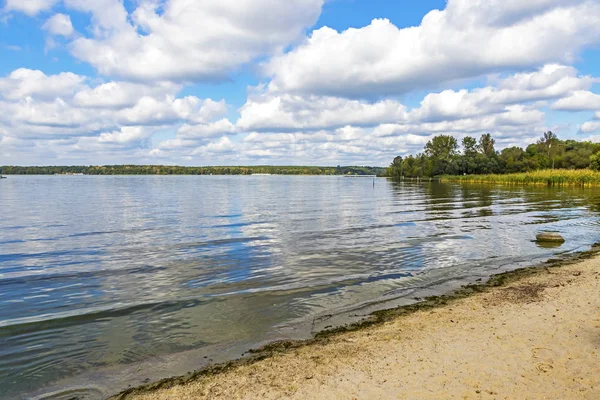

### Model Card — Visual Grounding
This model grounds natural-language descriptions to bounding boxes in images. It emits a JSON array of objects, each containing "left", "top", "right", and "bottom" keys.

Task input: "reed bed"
[{"left": 441, "top": 169, "right": 600, "bottom": 187}]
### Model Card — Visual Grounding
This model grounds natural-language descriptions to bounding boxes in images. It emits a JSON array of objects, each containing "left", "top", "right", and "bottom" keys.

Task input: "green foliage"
[
  {"left": 441, "top": 169, "right": 600, "bottom": 187},
  {"left": 462, "top": 136, "right": 478, "bottom": 156},
  {"left": 478, "top": 133, "right": 496, "bottom": 158},
  {"left": 424, "top": 135, "right": 459, "bottom": 176},
  {"left": 0, "top": 165, "right": 387, "bottom": 176},
  {"left": 387, "top": 156, "right": 404, "bottom": 178},
  {"left": 389, "top": 131, "right": 600, "bottom": 178},
  {"left": 590, "top": 151, "right": 600, "bottom": 171}
]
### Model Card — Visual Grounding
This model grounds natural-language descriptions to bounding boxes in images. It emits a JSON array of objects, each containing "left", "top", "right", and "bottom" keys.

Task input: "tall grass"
[{"left": 441, "top": 169, "right": 600, "bottom": 187}]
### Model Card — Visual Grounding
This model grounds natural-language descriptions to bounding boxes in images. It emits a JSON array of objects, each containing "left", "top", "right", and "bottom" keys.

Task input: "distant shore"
[
  {"left": 0, "top": 165, "right": 386, "bottom": 177},
  {"left": 113, "top": 247, "right": 600, "bottom": 400}
]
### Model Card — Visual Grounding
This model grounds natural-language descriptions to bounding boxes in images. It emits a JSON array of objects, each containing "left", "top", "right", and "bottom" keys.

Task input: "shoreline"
[
  {"left": 112, "top": 244, "right": 600, "bottom": 400},
  {"left": 440, "top": 169, "right": 600, "bottom": 187}
]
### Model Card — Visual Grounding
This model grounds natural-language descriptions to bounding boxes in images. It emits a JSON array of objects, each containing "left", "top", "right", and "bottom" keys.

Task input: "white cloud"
[
  {"left": 172, "top": 98, "right": 228, "bottom": 124},
  {"left": 233, "top": 129, "right": 434, "bottom": 165},
  {"left": 97, "top": 126, "right": 150, "bottom": 144},
  {"left": 188, "top": 136, "right": 236, "bottom": 156},
  {"left": 9, "top": 97, "right": 97, "bottom": 129},
  {"left": 0, "top": 68, "right": 235, "bottom": 163},
  {"left": 374, "top": 105, "right": 545, "bottom": 139},
  {"left": 0, "top": 62, "right": 570, "bottom": 165},
  {"left": 65, "top": 0, "right": 324, "bottom": 82},
  {"left": 4, "top": 0, "right": 57, "bottom": 16},
  {"left": 238, "top": 92, "right": 408, "bottom": 132},
  {"left": 580, "top": 121, "right": 600, "bottom": 133},
  {"left": 177, "top": 119, "right": 236, "bottom": 140},
  {"left": 552, "top": 91, "right": 600, "bottom": 111},
  {"left": 63, "top": 0, "right": 129, "bottom": 33},
  {"left": 43, "top": 13, "right": 74, "bottom": 37},
  {"left": 265, "top": 1, "right": 600, "bottom": 98},
  {"left": 203, "top": 136, "right": 234, "bottom": 153},
  {"left": 0, "top": 68, "right": 85, "bottom": 101},
  {"left": 412, "top": 65, "right": 595, "bottom": 122},
  {"left": 73, "top": 81, "right": 179, "bottom": 109},
  {"left": 236, "top": 65, "right": 583, "bottom": 141},
  {"left": 108, "top": 95, "right": 228, "bottom": 127}
]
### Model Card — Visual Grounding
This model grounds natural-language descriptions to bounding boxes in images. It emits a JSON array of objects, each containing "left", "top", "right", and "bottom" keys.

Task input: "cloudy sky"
[{"left": 1, "top": 0, "right": 600, "bottom": 166}]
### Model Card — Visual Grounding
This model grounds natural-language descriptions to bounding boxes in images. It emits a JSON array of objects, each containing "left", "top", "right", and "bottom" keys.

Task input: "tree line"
[
  {"left": 0, "top": 165, "right": 386, "bottom": 176},
  {"left": 388, "top": 132, "right": 600, "bottom": 178}
]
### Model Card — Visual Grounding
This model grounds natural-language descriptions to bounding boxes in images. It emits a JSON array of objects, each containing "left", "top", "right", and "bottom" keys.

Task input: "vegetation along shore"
[
  {"left": 388, "top": 131, "right": 600, "bottom": 184},
  {"left": 442, "top": 169, "right": 600, "bottom": 186},
  {"left": 112, "top": 246, "right": 600, "bottom": 400}
]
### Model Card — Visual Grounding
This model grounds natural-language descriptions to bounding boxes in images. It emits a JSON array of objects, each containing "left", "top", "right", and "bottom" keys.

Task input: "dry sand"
[{"left": 118, "top": 255, "right": 600, "bottom": 400}]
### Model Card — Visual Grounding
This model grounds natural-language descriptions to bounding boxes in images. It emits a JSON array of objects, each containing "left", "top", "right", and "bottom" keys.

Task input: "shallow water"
[{"left": 1, "top": 176, "right": 599, "bottom": 399}]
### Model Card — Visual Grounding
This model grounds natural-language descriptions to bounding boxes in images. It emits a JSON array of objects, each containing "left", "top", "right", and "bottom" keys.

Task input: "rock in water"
[{"left": 536, "top": 232, "right": 565, "bottom": 243}]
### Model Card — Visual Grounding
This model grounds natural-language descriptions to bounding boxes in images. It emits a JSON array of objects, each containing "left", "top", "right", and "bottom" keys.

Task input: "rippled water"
[{"left": 1, "top": 176, "right": 600, "bottom": 399}]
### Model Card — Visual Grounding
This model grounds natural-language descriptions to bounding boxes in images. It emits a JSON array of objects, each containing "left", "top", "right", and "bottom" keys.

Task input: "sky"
[{"left": 1, "top": 0, "right": 600, "bottom": 166}]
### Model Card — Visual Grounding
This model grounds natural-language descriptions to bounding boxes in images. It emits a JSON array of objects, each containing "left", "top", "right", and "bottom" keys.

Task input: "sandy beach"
[{"left": 115, "top": 253, "right": 600, "bottom": 400}]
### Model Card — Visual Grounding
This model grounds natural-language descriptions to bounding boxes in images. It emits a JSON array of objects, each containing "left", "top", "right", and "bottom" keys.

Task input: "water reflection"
[{"left": 1, "top": 176, "right": 600, "bottom": 399}]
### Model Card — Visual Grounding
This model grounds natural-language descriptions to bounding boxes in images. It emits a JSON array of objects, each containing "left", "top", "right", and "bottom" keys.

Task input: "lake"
[{"left": 1, "top": 176, "right": 600, "bottom": 399}]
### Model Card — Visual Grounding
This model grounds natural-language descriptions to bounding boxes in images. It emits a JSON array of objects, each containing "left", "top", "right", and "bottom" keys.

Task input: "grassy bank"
[{"left": 441, "top": 169, "right": 600, "bottom": 186}]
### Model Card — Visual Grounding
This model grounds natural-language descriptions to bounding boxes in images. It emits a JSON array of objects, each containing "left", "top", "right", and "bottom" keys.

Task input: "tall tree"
[
  {"left": 462, "top": 136, "right": 478, "bottom": 156},
  {"left": 425, "top": 135, "right": 459, "bottom": 159},
  {"left": 591, "top": 151, "right": 600, "bottom": 171},
  {"left": 388, "top": 156, "right": 404, "bottom": 178},
  {"left": 462, "top": 136, "right": 478, "bottom": 174},
  {"left": 537, "top": 131, "right": 561, "bottom": 169},
  {"left": 538, "top": 131, "right": 558, "bottom": 147},
  {"left": 478, "top": 133, "right": 496, "bottom": 158},
  {"left": 425, "top": 135, "right": 459, "bottom": 175}
]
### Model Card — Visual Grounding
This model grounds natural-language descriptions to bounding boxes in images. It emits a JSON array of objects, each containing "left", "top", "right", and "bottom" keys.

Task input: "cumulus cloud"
[
  {"left": 114, "top": 95, "right": 223, "bottom": 126},
  {"left": 177, "top": 119, "right": 236, "bottom": 140},
  {"left": 0, "top": 68, "right": 85, "bottom": 101},
  {"left": 552, "top": 91, "right": 600, "bottom": 111},
  {"left": 0, "top": 68, "right": 235, "bottom": 161},
  {"left": 2, "top": 64, "right": 583, "bottom": 165},
  {"left": 237, "top": 65, "right": 587, "bottom": 137},
  {"left": 580, "top": 121, "right": 600, "bottom": 134},
  {"left": 410, "top": 65, "right": 595, "bottom": 122},
  {"left": 42, "top": 13, "right": 74, "bottom": 37},
  {"left": 64, "top": 0, "right": 324, "bottom": 82},
  {"left": 265, "top": 1, "right": 600, "bottom": 98},
  {"left": 4, "top": 0, "right": 57, "bottom": 16},
  {"left": 97, "top": 126, "right": 151, "bottom": 144},
  {"left": 73, "top": 81, "right": 179, "bottom": 109},
  {"left": 238, "top": 92, "right": 408, "bottom": 132}
]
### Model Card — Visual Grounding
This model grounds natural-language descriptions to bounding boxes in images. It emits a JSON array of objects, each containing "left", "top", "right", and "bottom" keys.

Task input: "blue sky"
[{"left": 1, "top": 0, "right": 600, "bottom": 166}]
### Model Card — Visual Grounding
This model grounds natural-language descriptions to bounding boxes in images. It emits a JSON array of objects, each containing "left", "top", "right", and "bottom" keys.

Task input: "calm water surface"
[{"left": 1, "top": 176, "right": 600, "bottom": 399}]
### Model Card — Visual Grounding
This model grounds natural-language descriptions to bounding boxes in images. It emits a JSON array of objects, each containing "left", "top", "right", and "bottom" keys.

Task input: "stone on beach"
[{"left": 536, "top": 232, "right": 565, "bottom": 243}]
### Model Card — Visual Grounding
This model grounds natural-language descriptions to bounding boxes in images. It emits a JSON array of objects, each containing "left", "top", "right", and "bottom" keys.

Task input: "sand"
[{"left": 118, "top": 255, "right": 600, "bottom": 400}]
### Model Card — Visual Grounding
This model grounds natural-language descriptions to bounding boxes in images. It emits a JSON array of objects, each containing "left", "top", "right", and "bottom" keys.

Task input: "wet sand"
[{"left": 115, "top": 254, "right": 600, "bottom": 400}]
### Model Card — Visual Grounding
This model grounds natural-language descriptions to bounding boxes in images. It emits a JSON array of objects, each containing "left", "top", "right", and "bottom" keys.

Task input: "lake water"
[{"left": 1, "top": 176, "right": 600, "bottom": 399}]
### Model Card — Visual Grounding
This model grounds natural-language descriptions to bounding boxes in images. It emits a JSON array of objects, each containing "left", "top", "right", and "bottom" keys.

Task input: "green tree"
[
  {"left": 462, "top": 136, "right": 478, "bottom": 156},
  {"left": 537, "top": 131, "right": 562, "bottom": 169},
  {"left": 424, "top": 135, "right": 459, "bottom": 176},
  {"left": 478, "top": 133, "right": 496, "bottom": 158},
  {"left": 461, "top": 136, "right": 479, "bottom": 174},
  {"left": 500, "top": 146, "right": 526, "bottom": 173},
  {"left": 591, "top": 152, "right": 600, "bottom": 171},
  {"left": 388, "top": 156, "right": 404, "bottom": 178}
]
